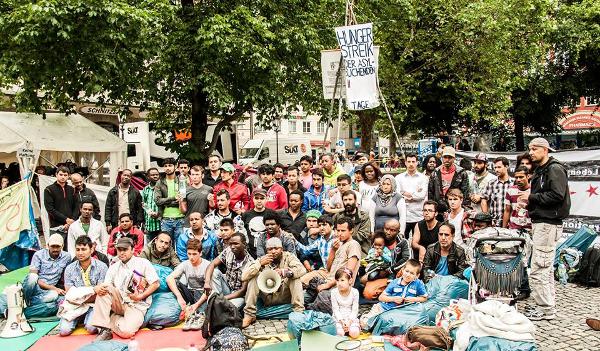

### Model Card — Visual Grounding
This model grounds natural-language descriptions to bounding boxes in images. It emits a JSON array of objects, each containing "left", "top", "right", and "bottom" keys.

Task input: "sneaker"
[
  {"left": 183, "top": 314, "right": 195, "bottom": 331},
  {"left": 525, "top": 309, "right": 556, "bottom": 321},
  {"left": 190, "top": 313, "right": 203, "bottom": 331},
  {"left": 94, "top": 327, "right": 113, "bottom": 341}
]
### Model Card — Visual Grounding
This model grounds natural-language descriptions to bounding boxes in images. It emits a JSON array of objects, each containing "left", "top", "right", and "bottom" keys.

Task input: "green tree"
[{"left": 0, "top": 0, "right": 340, "bottom": 162}]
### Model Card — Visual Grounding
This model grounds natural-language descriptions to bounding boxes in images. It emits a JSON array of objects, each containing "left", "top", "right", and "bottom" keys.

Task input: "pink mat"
[{"left": 29, "top": 328, "right": 207, "bottom": 351}]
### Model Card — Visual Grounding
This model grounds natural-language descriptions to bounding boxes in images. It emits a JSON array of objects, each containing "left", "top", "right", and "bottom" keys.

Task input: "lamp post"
[{"left": 274, "top": 116, "right": 282, "bottom": 163}]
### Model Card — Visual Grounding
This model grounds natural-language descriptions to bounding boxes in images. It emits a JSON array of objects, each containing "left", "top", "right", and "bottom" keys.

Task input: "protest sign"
[
  {"left": 0, "top": 180, "right": 31, "bottom": 249},
  {"left": 335, "top": 23, "right": 380, "bottom": 110}
]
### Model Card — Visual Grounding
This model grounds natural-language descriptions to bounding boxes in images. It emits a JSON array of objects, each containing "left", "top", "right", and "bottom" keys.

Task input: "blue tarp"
[
  {"left": 554, "top": 226, "right": 597, "bottom": 266},
  {"left": 466, "top": 336, "right": 537, "bottom": 351}
]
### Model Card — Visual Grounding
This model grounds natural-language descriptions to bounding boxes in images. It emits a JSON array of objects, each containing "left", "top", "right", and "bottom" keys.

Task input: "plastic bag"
[
  {"left": 152, "top": 264, "right": 173, "bottom": 293},
  {"left": 287, "top": 310, "right": 337, "bottom": 342},
  {"left": 420, "top": 275, "right": 469, "bottom": 324},
  {"left": 143, "top": 292, "right": 181, "bottom": 327}
]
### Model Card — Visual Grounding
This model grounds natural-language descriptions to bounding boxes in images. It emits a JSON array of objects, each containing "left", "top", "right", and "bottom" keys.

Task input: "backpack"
[
  {"left": 207, "top": 327, "right": 249, "bottom": 351},
  {"left": 575, "top": 244, "right": 600, "bottom": 287},
  {"left": 554, "top": 247, "right": 582, "bottom": 283},
  {"left": 202, "top": 293, "right": 242, "bottom": 339}
]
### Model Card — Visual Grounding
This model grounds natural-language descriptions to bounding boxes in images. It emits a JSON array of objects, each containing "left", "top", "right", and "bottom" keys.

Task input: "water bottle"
[
  {"left": 128, "top": 338, "right": 139, "bottom": 351},
  {"left": 179, "top": 174, "right": 187, "bottom": 197},
  {"left": 188, "top": 344, "right": 199, "bottom": 351},
  {"left": 557, "top": 263, "right": 567, "bottom": 286}
]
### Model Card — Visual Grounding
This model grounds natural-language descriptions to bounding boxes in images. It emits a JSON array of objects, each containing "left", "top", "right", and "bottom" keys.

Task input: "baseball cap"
[
  {"left": 115, "top": 237, "right": 134, "bottom": 249},
  {"left": 305, "top": 209, "right": 322, "bottom": 219},
  {"left": 474, "top": 212, "right": 493, "bottom": 223},
  {"left": 252, "top": 188, "right": 267, "bottom": 197},
  {"left": 47, "top": 234, "right": 64, "bottom": 247},
  {"left": 473, "top": 153, "right": 488, "bottom": 162},
  {"left": 220, "top": 163, "right": 235, "bottom": 173},
  {"left": 265, "top": 237, "right": 283, "bottom": 248},
  {"left": 529, "top": 137, "right": 555, "bottom": 152},
  {"left": 441, "top": 146, "right": 456, "bottom": 158}
]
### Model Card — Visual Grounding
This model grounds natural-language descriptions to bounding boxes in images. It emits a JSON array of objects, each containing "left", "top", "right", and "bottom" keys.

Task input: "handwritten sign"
[
  {"left": 335, "top": 23, "right": 380, "bottom": 110},
  {"left": 17, "top": 148, "right": 36, "bottom": 159},
  {"left": 320, "top": 49, "right": 347, "bottom": 99}
]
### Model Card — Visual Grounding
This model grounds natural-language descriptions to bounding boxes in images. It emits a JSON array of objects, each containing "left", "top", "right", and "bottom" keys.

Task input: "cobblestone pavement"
[{"left": 1, "top": 283, "right": 598, "bottom": 350}]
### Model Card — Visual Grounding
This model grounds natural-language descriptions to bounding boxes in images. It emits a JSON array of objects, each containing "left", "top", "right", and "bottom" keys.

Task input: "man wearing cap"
[
  {"left": 427, "top": 146, "right": 470, "bottom": 214},
  {"left": 521, "top": 138, "right": 570, "bottom": 321},
  {"left": 468, "top": 153, "right": 497, "bottom": 213},
  {"left": 92, "top": 237, "right": 160, "bottom": 341},
  {"left": 252, "top": 164, "right": 288, "bottom": 211},
  {"left": 241, "top": 237, "right": 306, "bottom": 328},
  {"left": 154, "top": 158, "right": 186, "bottom": 244},
  {"left": 212, "top": 163, "right": 250, "bottom": 214},
  {"left": 0, "top": 234, "right": 72, "bottom": 317},
  {"left": 243, "top": 188, "right": 275, "bottom": 258}
]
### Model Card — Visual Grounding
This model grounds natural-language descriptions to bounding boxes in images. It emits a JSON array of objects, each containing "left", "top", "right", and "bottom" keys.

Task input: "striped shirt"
[{"left": 142, "top": 184, "right": 161, "bottom": 232}]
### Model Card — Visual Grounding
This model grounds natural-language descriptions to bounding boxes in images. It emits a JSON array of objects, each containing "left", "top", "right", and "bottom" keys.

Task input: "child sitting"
[
  {"left": 331, "top": 268, "right": 360, "bottom": 338},
  {"left": 360, "top": 232, "right": 392, "bottom": 285},
  {"left": 360, "top": 259, "right": 428, "bottom": 329}
]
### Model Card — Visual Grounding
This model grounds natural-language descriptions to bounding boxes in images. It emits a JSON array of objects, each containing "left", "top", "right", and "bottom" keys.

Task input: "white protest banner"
[
  {"left": 335, "top": 23, "right": 380, "bottom": 110},
  {"left": 0, "top": 180, "right": 31, "bottom": 249},
  {"left": 320, "top": 49, "right": 347, "bottom": 99}
]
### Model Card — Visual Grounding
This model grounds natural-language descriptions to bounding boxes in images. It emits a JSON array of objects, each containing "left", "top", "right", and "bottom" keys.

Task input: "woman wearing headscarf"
[{"left": 364, "top": 174, "right": 406, "bottom": 232}]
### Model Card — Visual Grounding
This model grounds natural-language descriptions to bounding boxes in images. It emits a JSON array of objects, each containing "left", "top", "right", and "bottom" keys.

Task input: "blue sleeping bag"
[
  {"left": 152, "top": 264, "right": 173, "bottom": 293},
  {"left": 370, "top": 275, "right": 469, "bottom": 335},
  {"left": 287, "top": 310, "right": 337, "bottom": 342},
  {"left": 143, "top": 292, "right": 181, "bottom": 327},
  {"left": 466, "top": 336, "right": 537, "bottom": 351}
]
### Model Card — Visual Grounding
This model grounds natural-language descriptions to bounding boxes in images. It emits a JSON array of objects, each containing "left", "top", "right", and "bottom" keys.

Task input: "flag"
[{"left": 0, "top": 180, "right": 31, "bottom": 249}]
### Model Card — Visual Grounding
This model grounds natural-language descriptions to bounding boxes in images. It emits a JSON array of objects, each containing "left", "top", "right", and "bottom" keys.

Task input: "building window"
[
  {"left": 288, "top": 120, "right": 297, "bottom": 134},
  {"left": 303, "top": 121, "right": 311, "bottom": 133},
  {"left": 317, "top": 121, "right": 326, "bottom": 134},
  {"left": 585, "top": 96, "right": 599, "bottom": 106}
]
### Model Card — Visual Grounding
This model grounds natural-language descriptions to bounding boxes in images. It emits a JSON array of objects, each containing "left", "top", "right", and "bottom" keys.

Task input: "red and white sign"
[{"left": 560, "top": 113, "right": 600, "bottom": 130}]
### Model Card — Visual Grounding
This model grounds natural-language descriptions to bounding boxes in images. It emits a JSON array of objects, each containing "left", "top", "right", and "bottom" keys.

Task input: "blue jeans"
[
  {"left": 59, "top": 308, "right": 98, "bottom": 336},
  {"left": 211, "top": 270, "right": 245, "bottom": 308},
  {"left": 161, "top": 218, "right": 185, "bottom": 245}
]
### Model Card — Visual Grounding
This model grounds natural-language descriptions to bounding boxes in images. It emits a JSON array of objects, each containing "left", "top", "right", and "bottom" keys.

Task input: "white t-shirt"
[
  {"left": 447, "top": 209, "right": 465, "bottom": 248},
  {"left": 104, "top": 256, "right": 159, "bottom": 310},
  {"left": 359, "top": 182, "right": 378, "bottom": 208},
  {"left": 171, "top": 259, "right": 210, "bottom": 291},
  {"left": 331, "top": 287, "right": 359, "bottom": 321}
]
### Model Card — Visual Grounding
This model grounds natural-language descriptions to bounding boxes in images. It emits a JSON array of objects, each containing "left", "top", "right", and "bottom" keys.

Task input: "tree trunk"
[
  {"left": 389, "top": 132, "right": 396, "bottom": 156},
  {"left": 357, "top": 110, "right": 377, "bottom": 152},
  {"left": 514, "top": 113, "right": 525, "bottom": 151},
  {"left": 190, "top": 86, "right": 210, "bottom": 163}
]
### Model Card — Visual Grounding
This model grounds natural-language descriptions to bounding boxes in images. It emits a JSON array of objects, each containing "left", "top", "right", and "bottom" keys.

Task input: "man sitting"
[
  {"left": 255, "top": 211, "right": 296, "bottom": 257},
  {"left": 140, "top": 232, "right": 181, "bottom": 268},
  {"left": 58, "top": 236, "right": 108, "bottom": 336},
  {"left": 204, "top": 233, "right": 253, "bottom": 308},
  {"left": 92, "top": 238, "right": 159, "bottom": 341},
  {"left": 166, "top": 239, "right": 210, "bottom": 331},
  {"left": 107, "top": 213, "right": 145, "bottom": 256},
  {"left": 241, "top": 237, "right": 306, "bottom": 328},
  {"left": 423, "top": 222, "right": 468, "bottom": 280},
  {"left": 332, "top": 191, "right": 372, "bottom": 256}
]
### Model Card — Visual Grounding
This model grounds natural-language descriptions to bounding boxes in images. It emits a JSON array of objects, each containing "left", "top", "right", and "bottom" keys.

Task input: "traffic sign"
[{"left": 336, "top": 139, "right": 346, "bottom": 147}]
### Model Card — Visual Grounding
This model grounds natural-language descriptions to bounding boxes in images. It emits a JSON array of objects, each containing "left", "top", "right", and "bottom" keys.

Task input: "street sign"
[
  {"left": 354, "top": 138, "right": 361, "bottom": 148},
  {"left": 336, "top": 139, "right": 346, "bottom": 147}
]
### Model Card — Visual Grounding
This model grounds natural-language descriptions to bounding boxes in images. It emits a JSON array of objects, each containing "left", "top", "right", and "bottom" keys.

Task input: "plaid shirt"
[
  {"left": 142, "top": 185, "right": 161, "bottom": 232},
  {"left": 296, "top": 234, "right": 336, "bottom": 268},
  {"left": 483, "top": 177, "right": 514, "bottom": 225},
  {"left": 218, "top": 247, "right": 253, "bottom": 291},
  {"left": 64, "top": 258, "right": 107, "bottom": 288}
]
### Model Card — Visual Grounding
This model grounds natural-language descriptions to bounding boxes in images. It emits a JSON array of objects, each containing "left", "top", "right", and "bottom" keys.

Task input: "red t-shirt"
[{"left": 440, "top": 165, "right": 456, "bottom": 196}]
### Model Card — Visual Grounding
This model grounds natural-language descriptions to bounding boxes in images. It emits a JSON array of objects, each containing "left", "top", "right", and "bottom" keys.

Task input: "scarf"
[{"left": 375, "top": 174, "right": 397, "bottom": 207}]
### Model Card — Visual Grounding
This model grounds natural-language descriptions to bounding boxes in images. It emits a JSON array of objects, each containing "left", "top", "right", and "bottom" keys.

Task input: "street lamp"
[{"left": 274, "top": 116, "right": 282, "bottom": 163}]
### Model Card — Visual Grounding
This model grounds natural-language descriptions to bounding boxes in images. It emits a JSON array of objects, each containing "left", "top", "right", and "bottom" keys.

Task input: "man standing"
[
  {"left": 255, "top": 212, "right": 296, "bottom": 257},
  {"left": 468, "top": 153, "right": 497, "bottom": 213},
  {"left": 242, "top": 188, "right": 274, "bottom": 258},
  {"left": 302, "top": 170, "right": 329, "bottom": 213},
  {"left": 204, "top": 189, "right": 246, "bottom": 237},
  {"left": 333, "top": 191, "right": 372, "bottom": 256},
  {"left": 58, "top": 236, "right": 108, "bottom": 336},
  {"left": 395, "top": 153, "right": 428, "bottom": 238},
  {"left": 105, "top": 169, "right": 143, "bottom": 232},
  {"left": 44, "top": 166, "right": 76, "bottom": 241},
  {"left": 253, "top": 164, "right": 288, "bottom": 211},
  {"left": 241, "top": 237, "right": 306, "bottom": 328},
  {"left": 154, "top": 158, "right": 185, "bottom": 243},
  {"left": 140, "top": 232, "right": 181, "bottom": 268},
  {"left": 423, "top": 222, "right": 468, "bottom": 279},
  {"left": 522, "top": 138, "right": 570, "bottom": 321},
  {"left": 67, "top": 201, "right": 109, "bottom": 255},
  {"left": 298, "top": 155, "right": 314, "bottom": 190},
  {"left": 212, "top": 163, "right": 250, "bottom": 214},
  {"left": 92, "top": 237, "right": 159, "bottom": 341},
  {"left": 278, "top": 190, "right": 306, "bottom": 239},
  {"left": 273, "top": 163, "right": 286, "bottom": 185},
  {"left": 178, "top": 159, "right": 191, "bottom": 181},
  {"left": 427, "top": 146, "right": 470, "bottom": 214},
  {"left": 503, "top": 166, "right": 532, "bottom": 231},
  {"left": 204, "top": 233, "right": 253, "bottom": 308},
  {"left": 283, "top": 166, "right": 307, "bottom": 197},
  {"left": 482, "top": 157, "right": 513, "bottom": 226},
  {"left": 203, "top": 154, "right": 222, "bottom": 187},
  {"left": 320, "top": 153, "right": 346, "bottom": 187},
  {"left": 181, "top": 165, "right": 213, "bottom": 221},
  {"left": 411, "top": 201, "right": 442, "bottom": 263},
  {"left": 177, "top": 212, "right": 218, "bottom": 261},
  {"left": 71, "top": 173, "right": 101, "bottom": 220},
  {"left": 141, "top": 167, "right": 161, "bottom": 241}
]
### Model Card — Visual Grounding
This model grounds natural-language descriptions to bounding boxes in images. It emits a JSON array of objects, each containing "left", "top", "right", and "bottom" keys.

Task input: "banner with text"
[
  {"left": 0, "top": 180, "right": 31, "bottom": 249},
  {"left": 335, "top": 23, "right": 380, "bottom": 110}
]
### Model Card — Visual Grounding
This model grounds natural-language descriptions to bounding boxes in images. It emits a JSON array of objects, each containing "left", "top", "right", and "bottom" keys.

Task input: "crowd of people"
[{"left": 0, "top": 137, "right": 572, "bottom": 341}]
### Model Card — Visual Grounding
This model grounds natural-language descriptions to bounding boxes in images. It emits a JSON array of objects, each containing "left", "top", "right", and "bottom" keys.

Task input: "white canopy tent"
[{"left": 0, "top": 111, "right": 126, "bottom": 185}]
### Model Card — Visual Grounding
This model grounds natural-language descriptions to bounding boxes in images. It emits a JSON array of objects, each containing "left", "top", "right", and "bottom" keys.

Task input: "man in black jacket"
[
  {"left": 427, "top": 146, "right": 470, "bottom": 214},
  {"left": 104, "top": 169, "right": 143, "bottom": 232},
  {"left": 44, "top": 166, "right": 76, "bottom": 244},
  {"left": 71, "top": 173, "right": 101, "bottom": 220},
  {"left": 423, "top": 222, "right": 468, "bottom": 280},
  {"left": 522, "top": 138, "right": 570, "bottom": 321}
]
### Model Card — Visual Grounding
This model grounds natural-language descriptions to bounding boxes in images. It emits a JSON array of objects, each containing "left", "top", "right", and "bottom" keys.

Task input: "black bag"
[
  {"left": 201, "top": 293, "right": 242, "bottom": 339},
  {"left": 575, "top": 245, "right": 600, "bottom": 286},
  {"left": 208, "top": 327, "right": 249, "bottom": 351}
]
